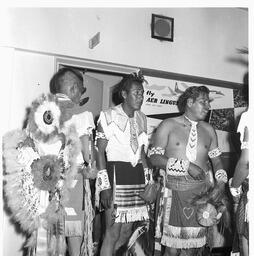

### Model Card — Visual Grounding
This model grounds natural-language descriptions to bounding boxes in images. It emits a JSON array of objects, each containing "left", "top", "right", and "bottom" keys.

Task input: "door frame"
[
  {"left": 55, "top": 56, "right": 139, "bottom": 76},
  {"left": 55, "top": 56, "right": 139, "bottom": 110}
]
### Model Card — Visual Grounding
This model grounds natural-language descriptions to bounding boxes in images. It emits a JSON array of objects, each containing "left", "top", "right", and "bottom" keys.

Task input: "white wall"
[
  {"left": 9, "top": 51, "right": 55, "bottom": 129},
  {"left": 3, "top": 8, "right": 248, "bottom": 83},
  {"left": 2, "top": 50, "right": 55, "bottom": 256}
]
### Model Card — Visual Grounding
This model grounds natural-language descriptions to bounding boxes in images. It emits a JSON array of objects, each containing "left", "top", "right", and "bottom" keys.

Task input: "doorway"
[{"left": 57, "top": 58, "right": 139, "bottom": 120}]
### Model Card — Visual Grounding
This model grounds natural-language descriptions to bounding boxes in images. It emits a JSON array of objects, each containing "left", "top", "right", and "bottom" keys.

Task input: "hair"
[
  {"left": 49, "top": 67, "right": 83, "bottom": 94},
  {"left": 177, "top": 85, "right": 210, "bottom": 113},
  {"left": 117, "top": 72, "right": 146, "bottom": 102},
  {"left": 242, "top": 72, "right": 248, "bottom": 104}
]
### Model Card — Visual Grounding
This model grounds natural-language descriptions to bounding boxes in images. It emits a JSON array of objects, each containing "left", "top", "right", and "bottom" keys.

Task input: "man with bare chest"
[{"left": 150, "top": 86, "right": 228, "bottom": 256}]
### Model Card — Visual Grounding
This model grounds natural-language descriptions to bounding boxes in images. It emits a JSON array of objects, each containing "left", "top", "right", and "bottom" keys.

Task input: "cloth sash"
[{"left": 166, "top": 174, "right": 208, "bottom": 192}]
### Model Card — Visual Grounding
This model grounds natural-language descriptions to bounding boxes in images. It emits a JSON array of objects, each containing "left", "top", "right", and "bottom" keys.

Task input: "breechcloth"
[
  {"left": 107, "top": 161, "right": 149, "bottom": 223},
  {"left": 161, "top": 174, "right": 210, "bottom": 249}
]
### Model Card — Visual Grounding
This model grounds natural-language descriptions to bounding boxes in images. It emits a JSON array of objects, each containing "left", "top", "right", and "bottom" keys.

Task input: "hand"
[
  {"left": 216, "top": 204, "right": 226, "bottom": 221},
  {"left": 209, "top": 182, "right": 225, "bottom": 202},
  {"left": 188, "top": 162, "right": 206, "bottom": 180},
  {"left": 243, "top": 126, "right": 249, "bottom": 142},
  {"left": 100, "top": 188, "right": 112, "bottom": 210},
  {"left": 83, "top": 161, "right": 98, "bottom": 179}
]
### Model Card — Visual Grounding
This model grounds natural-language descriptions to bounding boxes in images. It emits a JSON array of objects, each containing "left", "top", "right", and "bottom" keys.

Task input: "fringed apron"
[
  {"left": 161, "top": 174, "right": 210, "bottom": 249},
  {"left": 107, "top": 161, "right": 149, "bottom": 223}
]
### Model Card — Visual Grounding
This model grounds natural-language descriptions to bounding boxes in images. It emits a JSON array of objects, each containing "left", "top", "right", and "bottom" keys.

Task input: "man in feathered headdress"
[{"left": 50, "top": 67, "right": 96, "bottom": 256}]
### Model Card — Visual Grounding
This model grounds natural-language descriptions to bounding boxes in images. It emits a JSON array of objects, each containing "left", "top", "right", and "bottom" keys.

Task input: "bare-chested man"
[{"left": 149, "top": 86, "right": 228, "bottom": 256}]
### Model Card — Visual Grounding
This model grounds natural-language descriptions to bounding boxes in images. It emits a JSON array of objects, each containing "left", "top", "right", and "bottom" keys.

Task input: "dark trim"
[
  {"left": 60, "top": 64, "right": 127, "bottom": 77},
  {"left": 10, "top": 47, "right": 244, "bottom": 89},
  {"left": 147, "top": 112, "right": 182, "bottom": 120},
  {"left": 141, "top": 68, "right": 243, "bottom": 89}
]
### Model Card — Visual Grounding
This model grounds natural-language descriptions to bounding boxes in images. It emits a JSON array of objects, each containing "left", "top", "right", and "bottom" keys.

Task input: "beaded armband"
[
  {"left": 148, "top": 147, "right": 165, "bottom": 157},
  {"left": 241, "top": 141, "right": 248, "bottom": 150},
  {"left": 166, "top": 158, "right": 190, "bottom": 176},
  {"left": 96, "top": 169, "right": 111, "bottom": 191},
  {"left": 144, "top": 167, "right": 153, "bottom": 185},
  {"left": 95, "top": 131, "right": 107, "bottom": 140},
  {"left": 208, "top": 147, "right": 222, "bottom": 158},
  {"left": 228, "top": 178, "right": 242, "bottom": 197},
  {"left": 215, "top": 169, "right": 228, "bottom": 183}
]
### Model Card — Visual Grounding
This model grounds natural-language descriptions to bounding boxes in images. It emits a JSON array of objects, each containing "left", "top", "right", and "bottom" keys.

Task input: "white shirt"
[
  {"left": 98, "top": 104, "right": 148, "bottom": 166},
  {"left": 56, "top": 93, "right": 95, "bottom": 164}
]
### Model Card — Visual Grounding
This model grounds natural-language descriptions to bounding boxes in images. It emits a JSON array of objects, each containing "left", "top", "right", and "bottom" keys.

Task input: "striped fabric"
[
  {"left": 115, "top": 184, "right": 146, "bottom": 206},
  {"left": 115, "top": 184, "right": 148, "bottom": 223},
  {"left": 107, "top": 161, "right": 149, "bottom": 223},
  {"left": 36, "top": 221, "right": 48, "bottom": 256}
]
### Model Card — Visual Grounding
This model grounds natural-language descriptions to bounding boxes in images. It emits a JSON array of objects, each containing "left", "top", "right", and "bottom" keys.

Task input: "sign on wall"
[{"left": 141, "top": 76, "right": 234, "bottom": 115}]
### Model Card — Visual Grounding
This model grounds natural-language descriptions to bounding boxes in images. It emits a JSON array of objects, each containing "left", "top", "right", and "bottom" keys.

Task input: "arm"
[
  {"left": 188, "top": 162, "right": 207, "bottom": 180},
  {"left": 141, "top": 145, "right": 148, "bottom": 169},
  {"left": 209, "top": 126, "right": 225, "bottom": 184},
  {"left": 149, "top": 121, "right": 169, "bottom": 169},
  {"left": 79, "top": 133, "right": 98, "bottom": 179},
  {"left": 141, "top": 144, "right": 155, "bottom": 184},
  {"left": 231, "top": 150, "right": 248, "bottom": 188},
  {"left": 96, "top": 122, "right": 112, "bottom": 209},
  {"left": 74, "top": 111, "right": 97, "bottom": 177},
  {"left": 231, "top": 126, "right": 249, "bottom": 188},
  {"left": 207, "top": 126, "right": 228, "bottom": 204},
  {"left": 229, "top": 128, "right": 248, "bottom": 212},
  {"left": 96, "top": 123, "right": 108, "bottom": 170},
  {"left": 80, "top": 134, "right": 94, "bottom": 164},
  {"left": 140, "top": 115, "right": 153, "bottom": 183}
]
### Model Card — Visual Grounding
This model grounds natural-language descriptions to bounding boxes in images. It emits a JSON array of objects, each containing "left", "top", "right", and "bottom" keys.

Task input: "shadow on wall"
[
  {"left": 226, "top": 47, "right": 248, "bottom": 68},
  {"left": 22, "top": 107, "right": 31, "bottom": 129},
  {"left": 2, "top": 182, "right": 28, "bottom": 256},
  {"left": 3, "top": 107, "right": 33, "bottom": 256}
]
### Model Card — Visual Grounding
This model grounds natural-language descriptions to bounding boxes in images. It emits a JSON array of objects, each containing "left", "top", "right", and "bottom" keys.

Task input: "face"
[
  {"left": 122, "top": 82, "right": 144, "bottom": 111},
  {"left": 60, "top": 71, "right": 83, "bottom": 104},
  {"left": 189, "top": 93, "right": 211, "bottom": 120}
]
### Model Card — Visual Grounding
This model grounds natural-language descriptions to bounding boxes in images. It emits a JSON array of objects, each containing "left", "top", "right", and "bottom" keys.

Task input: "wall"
[
  {"left": 3, "top": 8, "right": 248, "bottom": 84},
  {"left": 2, "top": 50, "right": 55, "bottom": 256}
]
